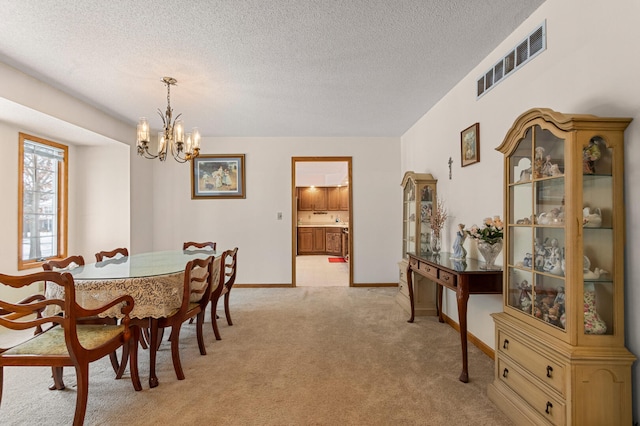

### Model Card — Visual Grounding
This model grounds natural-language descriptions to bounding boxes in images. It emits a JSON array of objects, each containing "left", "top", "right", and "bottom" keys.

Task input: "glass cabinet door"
[
  {"left": 403, "top": 179, "right": 416, "bottom": 258},
  {"left": 401, "top": 172, "right": 437, "bottom": 258},
  {"left": 582, "top": 136, "right": 614, "bottom": 336},
  {"left": 507, "top": 125, "right": 567, "bottom": 331},
  {"left": 419, "top": 184, "right": 434, "bottom": 254}
]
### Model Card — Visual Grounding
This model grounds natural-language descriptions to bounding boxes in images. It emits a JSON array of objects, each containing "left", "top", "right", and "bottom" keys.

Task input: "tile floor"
[{"left": 295, "top": 255, "right": 349, "bottom": 287}]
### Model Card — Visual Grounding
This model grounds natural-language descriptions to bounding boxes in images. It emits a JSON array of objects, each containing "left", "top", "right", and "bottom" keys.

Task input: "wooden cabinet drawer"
[
  {"left": 497, "top": 356, "right": 566, "bottom": 426},
  {"left": 398, "top": 262, "right": 409, "bottom": 297},
  {"left": 438, "top": 270, "right": 455, "bottom": 286},
  {"left": 497, "top": 328, "right": 565, "bottom": 396}
]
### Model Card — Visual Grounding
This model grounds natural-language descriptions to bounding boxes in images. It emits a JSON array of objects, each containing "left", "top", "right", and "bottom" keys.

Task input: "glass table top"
[{"left": 67, "top": 250, "right": 215, "bottom": 280}]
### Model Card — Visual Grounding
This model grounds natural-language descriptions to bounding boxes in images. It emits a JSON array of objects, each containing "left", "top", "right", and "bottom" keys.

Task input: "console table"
[{"left": 406, "top": 251, "right": 502, "bottom": 383}]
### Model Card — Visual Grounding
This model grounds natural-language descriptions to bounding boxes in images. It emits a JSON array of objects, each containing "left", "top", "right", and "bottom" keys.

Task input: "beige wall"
[
  {"left": 148, "top": 136, "right": 401, "bottom": 284},
  {"left": 401, "top": 0, "right": 640, "bottom": 416}
]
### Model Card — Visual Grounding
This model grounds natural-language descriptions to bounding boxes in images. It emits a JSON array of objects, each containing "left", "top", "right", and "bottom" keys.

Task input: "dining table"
[{"left": 50, "top": 249, "right": 216, "bottom": 388}]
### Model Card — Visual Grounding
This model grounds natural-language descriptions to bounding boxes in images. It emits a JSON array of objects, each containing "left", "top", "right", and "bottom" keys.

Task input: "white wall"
[
  {"left": 75, "top": 144, "right": 131, "bottom": 257},
  {"left": 401, "top": 0, "right": 640, "bottom": 417},
  {"left": 0, "top": 64, "right": 140, "bottom": 301},
  {"left": 147, "top": 137, "right": 401, "bottom": 284}
]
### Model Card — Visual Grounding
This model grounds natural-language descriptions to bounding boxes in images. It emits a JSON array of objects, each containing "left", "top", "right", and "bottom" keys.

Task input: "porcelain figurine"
[
  {"left": 451, "top": 223, "right": 467, "bottom": 260},
  {"left": 583, "top": 137, "right": 602, "bottom": 174},
  {"left": 583, "top": 207, "right": 602, "bottom": 228},
  {"left": 538, "top": 207, "right": 564, "bottom": 225},
  {"left": 534, "top": 146, "right": 545, "bottom": 178},
  {"left": 549, "top": 163, "right": 563, "bottom": 176},
  {"left": 584, "top": 267, "right": 608, "bottom": 279}
]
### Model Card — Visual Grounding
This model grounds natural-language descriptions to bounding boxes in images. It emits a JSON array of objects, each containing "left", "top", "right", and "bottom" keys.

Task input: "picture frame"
[
  {"left": 461, "top": 123, "right": 480, "bottom": 167},
  {"left": 191, "top": 154, "right": 246, "bottom": 199}
]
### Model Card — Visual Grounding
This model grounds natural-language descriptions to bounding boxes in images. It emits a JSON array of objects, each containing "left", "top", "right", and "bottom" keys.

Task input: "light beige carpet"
[{"left": 1, "top": 287, "right": 512, "bottom": 425}]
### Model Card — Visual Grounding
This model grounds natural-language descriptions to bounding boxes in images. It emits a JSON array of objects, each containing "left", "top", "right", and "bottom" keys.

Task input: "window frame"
[{"left": 18, "top": 133, "right": 68, "bottom": 270}]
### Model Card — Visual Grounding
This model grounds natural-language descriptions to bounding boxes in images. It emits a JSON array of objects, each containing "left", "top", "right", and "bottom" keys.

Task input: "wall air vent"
[{"left": 477, "top": 21, "right": 546, "bottom": 98}]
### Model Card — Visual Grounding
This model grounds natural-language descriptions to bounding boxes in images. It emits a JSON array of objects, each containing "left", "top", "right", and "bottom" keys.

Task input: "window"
[{"left": 18, "top": 133, "right": 68, "bottom": 270}]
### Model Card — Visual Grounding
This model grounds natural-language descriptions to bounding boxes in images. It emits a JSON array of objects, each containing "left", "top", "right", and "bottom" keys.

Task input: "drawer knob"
[
  {"left": 545, "top": 401, "right": 553, "bottom": 415},
  {"left": 502, "top": 339, "right": 509, "bottom": 349},
  {"left": 502, "top": 368, "right": 509, "bottom": 378},
  {"left": 546, "top": 365, "right": 553, "bottom": 378}
]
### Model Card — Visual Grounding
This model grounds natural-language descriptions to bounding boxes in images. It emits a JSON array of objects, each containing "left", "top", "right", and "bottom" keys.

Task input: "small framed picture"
[
  {"left": 461, "top": 123, "right": 480, "bottom": 167},
  {"left": 191, "top": 154, "right": 246, "bottom": 199}
]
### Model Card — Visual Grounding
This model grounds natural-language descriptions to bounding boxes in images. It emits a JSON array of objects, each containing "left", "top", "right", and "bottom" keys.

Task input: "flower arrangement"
[
  {"left": 429, "top": 197, "right": 448, "bottom": 238},
  {"left": 466, "top": 216, "right": 504, "bottom": 245}
]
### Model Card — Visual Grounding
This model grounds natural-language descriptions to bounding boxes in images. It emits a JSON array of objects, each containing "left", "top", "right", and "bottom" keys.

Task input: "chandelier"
[{"left": 136, "top": 77, "right": 200, "bottom": 163}]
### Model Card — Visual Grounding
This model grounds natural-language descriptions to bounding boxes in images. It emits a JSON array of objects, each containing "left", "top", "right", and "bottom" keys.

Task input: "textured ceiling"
[{"left": 0, "top": 0, "right": 544, "bottom": 138}]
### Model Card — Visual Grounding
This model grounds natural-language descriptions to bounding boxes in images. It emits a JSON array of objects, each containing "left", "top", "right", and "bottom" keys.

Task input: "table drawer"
[
  {"left": 497, "top": 356, "right": 566, "bottom": 426},
  {"left": 497, "top": 328, "right": 565, "bottom": 396},
  {"left": 438, "top": 270, "right": 456, "bottom": 286},
  {"left": 418, "top": 262, "right": 438, "bottom": 279}
]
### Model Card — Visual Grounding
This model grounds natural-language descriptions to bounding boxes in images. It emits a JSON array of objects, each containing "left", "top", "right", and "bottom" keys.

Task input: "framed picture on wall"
[
  {"left": 461, "top": 123, "right": 480, "bottom": 167},
  {"left": 191, "top": 154, "right": 246, "bottom": 199}
]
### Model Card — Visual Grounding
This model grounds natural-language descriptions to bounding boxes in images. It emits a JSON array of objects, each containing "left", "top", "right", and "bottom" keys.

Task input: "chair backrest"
[
  {"left": 222, "top": 247, "right": 238, "bottom": 289},
  {"left": 95, "top": 247, "right": 129, "bottom": 262},
  {"left": 0, "top": 270, "right": 133, "bottom": 357},
  {"left": 182, "top": 256, "right": 215, "bottom": 309},
  {"left": 183, "top": 241, "right": 217, "bottom": 251},
  {"left": 42, "top": 255, "right": 85, "bottom": 271}
]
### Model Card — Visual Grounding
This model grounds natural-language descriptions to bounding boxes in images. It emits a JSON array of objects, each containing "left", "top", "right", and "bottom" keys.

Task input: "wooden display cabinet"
[
  {"left": 488, "top": 108, "right": 636, "bottom": 425},
  {"left": 397, "top": 171, "right": 438, "bottom": 316}
]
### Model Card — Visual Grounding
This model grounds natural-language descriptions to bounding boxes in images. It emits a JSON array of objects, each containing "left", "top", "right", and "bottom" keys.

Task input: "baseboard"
[
  {"left": 442, "top": 313, "right": 495, "bottom": 360},
  {"left": 236, "top": 283, "right": 397, "bottom": 288},
  {"left": 352, "top": 282, "right": 397, "bottom": 287},
  {"left": 235, "top": 284, "right": 293, "bottom": 288}
]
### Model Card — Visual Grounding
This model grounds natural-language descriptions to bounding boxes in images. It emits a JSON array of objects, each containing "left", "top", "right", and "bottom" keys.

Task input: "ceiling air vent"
[{"left": 477, "top": 21, "right": 546, "bottom": 98}]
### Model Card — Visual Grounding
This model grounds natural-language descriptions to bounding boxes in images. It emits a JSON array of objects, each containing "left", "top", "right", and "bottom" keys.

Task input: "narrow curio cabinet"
[
  {"left": 488, "top": 108, "right": 636, "bottom": 425},
  {"left": 397, "top": 171, "right": 437, "bottom": 316}
]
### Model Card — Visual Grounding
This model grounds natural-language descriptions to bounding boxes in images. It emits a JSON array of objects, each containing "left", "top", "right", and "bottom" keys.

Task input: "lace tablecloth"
[{"left": 46, "top": 271, "right": 185, "bottom": 319}]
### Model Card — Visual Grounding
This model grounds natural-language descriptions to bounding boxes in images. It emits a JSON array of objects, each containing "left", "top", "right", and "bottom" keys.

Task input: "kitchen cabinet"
[
  {"left": 298, "top": 187, "right": 327, "bottom": 211},
  {"left": 312, "top": 227, "right": 325, "bottom": 252},
  {"left": 297, "top": 227, "right": 327, "bottom": 254},
  {"left": 397, "top": 171, "right": 438, "bottom": 316},
  {"left": 327, "top": 186, "right": 349, "bottom": 211},
  {"left": 297, "top": 228, "right": 314, "bottom": 254},
  {"left": 341, "top": 229, "right": 349, "bottom": 260},
  {"left": 325, "top": 228, "right": 342, "bottom": 255},
  {"left": 488, "top": 108, "right": 635, "bottom": 425}
]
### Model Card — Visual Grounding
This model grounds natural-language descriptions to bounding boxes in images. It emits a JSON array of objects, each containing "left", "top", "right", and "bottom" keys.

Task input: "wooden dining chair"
[
  {"left": 43, "top": 255, "right": 123, "bottom": 378},
  {"left": 183, "top": 241, "right": 217, "bottom": 251},
  {"left": 0, "top": 270, "right": 141, "bottom": 426},
  {"left": 95, "top": 247, "right": 129, "bottom": 262},
  {"left": 210, "top": 247, "right": 238, "bottom": 340},
  {"left": 157, "top": 255, "right": 220, "bottom": 380},
  {"left": 42, "top": 255, "right": 85, "bottom": 271}
]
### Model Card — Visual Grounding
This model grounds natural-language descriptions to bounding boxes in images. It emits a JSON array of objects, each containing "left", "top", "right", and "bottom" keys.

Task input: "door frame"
[{"left": 291, "top": 156, "right": 353, "bottom": 287}]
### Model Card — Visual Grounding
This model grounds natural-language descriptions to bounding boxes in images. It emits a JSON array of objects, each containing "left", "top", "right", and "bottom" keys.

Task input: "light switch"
[{"left": 277, "top": 212, "right": 283, "bottom": 220}]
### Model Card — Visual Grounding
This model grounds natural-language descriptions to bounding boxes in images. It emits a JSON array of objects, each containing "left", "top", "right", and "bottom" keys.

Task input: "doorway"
[{"left": 291, "top": 157, "right": 352, "bottom": 287}]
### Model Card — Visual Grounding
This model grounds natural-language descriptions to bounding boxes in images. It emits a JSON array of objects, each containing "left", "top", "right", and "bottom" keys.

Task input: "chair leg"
[
  {"left": 169, "top": 325, "right": 185, "bottom": 380},
  {"left": 49, "top": 367, "right": 65, "bottom": 390},
  {"left": 210, "top": 299, "right": 222, "bottom": 340},
  {"left": 128, "top": 326, "right": 142, "bottom": 391},
  {"left": 115, "top": 342, "right": 130, "bottom": 379},
  {"left": 0, "top": 366, "right": 3, "bottom": 406},
  {"left": 224, "top": 291, "right": 233, "bottom": 326},
  {"left": 72, "top": 364, "right": 89, "bottom": 426},
  {"left": 196, "top": 311, "right": 207, "bottom": 355},
  {"left": 108, "top": 351, "right": 120, "bottom": 375},
  {"left": 139, "top": 327, "right": 149, "bottom": 350}
]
